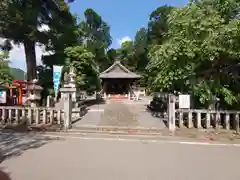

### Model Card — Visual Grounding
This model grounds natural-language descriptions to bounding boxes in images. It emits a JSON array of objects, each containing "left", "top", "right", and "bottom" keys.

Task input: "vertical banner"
[
  {"left": 53, "top": 65, "right": 63, "bottom": 99},
  {"left": 0, "top": 90, "right": 6, "bottom": 104}
]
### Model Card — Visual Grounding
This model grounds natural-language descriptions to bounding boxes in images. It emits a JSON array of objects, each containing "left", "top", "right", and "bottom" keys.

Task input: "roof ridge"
[{"left": 101, "top": 60, "right": 130, "bottom": 74}]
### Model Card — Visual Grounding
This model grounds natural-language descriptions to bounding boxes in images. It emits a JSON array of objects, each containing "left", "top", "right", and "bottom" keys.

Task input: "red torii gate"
[{"left": 10, "top": 80, "right": 36, "bottom": 105}]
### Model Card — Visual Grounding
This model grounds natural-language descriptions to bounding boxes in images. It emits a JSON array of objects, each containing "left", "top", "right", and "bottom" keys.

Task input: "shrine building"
[{"left": 99, "top": 60, "right": 142, "bottom": 99}]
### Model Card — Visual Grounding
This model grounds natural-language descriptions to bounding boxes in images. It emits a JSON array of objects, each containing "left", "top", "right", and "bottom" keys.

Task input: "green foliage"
[
  {"left": 42, "top": 3, "right": 78, "bottom": 67},
  {"left": 64, "top": 46, "right": 100, "bottom": 92},
  {"left": 0, "top": 0, "right": 52, "bottom": 80},
  {"left": 148, "top": 5, "right": 174, "bottom": 45},
  {"left": 37, "top": 65, "right": 53, "bottom": 98},
  {"left": 0, "top": 53, "right": 13, "bottom": 86},
  {"left": 147, "top": 1, "right": 240, "bottom": 106},
  {"left": 78, "top": 9, "right": 112, "bottom": 72},
  {"left": 0, "top": 0, "right": 76, "bottom": 80}
]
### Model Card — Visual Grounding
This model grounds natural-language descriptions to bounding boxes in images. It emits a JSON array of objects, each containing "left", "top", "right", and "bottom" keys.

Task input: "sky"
[{"left": 8, "top": 0, "right": 189, "bottom": 71}]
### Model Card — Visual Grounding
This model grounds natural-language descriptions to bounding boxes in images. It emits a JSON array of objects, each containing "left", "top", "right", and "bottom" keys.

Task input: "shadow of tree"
[
  {"left": 0, "top": 131, "right": 61, "bottom": 163},
  {"left": 0, "top": 169, "right": 11, "bottom": 180},
  {"left": 71, "top": 98, "right": 106, "bottom": 125},
  {"left": 82, "top": 98, "right": 106, "bottom": 107}
]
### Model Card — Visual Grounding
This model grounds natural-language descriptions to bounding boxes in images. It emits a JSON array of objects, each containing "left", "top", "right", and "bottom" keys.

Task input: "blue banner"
[
  {"left": 53, "top": 65, "right": 63, "bottom": 97},
  {"left": 0, "top": 90, "right": 6, "bottom": 103}
]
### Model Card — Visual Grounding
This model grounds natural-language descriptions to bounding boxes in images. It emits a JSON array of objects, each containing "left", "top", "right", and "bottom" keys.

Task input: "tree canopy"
[
  {"left": 2, "top": 0, "right": 240, "bottom": 109},
  {"left": 0, "top": 0, "right": 75, "bottom": 80},
  {"left": 147, "top": 0, "right": 240, "bottom": 107}
]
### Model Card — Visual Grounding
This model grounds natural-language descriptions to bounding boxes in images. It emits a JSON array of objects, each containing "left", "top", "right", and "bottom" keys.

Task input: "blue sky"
[
  {"left": 70, "top": 0, "right": 189, "bottom": 48},
  {"left": 9, "top": 0, "right": 189, "bottom": 71}
]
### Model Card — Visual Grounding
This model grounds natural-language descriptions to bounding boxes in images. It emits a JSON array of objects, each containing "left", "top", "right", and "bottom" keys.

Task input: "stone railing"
[
  {"left": 176, "top": 109, "right": 240, "bottom": 132},
  {"left": 0, "top": 106, "right": 63, "bottom": 126}
]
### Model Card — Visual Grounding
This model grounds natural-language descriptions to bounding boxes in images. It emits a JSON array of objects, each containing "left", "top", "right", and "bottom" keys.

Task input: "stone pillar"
[
  {"left": 64, "top": 93, "right": 72, "bottom": 129},
  {"left": 168, "top": 94, "right": 176, "bottom": 131},
  {"left": 60, "top": 87, "right": 76, "bottom": 130},
  {"left": 46, "top": 95, "right": 51, "bottom": 107}
]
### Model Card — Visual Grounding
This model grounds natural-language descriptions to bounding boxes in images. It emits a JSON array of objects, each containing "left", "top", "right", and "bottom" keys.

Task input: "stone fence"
[
  {"left": 0, "top": 106, "right": 63, "bottom": 127},
  {"left": 168, "top": 94, "right": 240, "bottom": 133},
  {"left": 176, "top": 109, "right": 239, "bottom": 132},
  {"left": 0, "top": 91, "right": 87, "bottom": 130}
]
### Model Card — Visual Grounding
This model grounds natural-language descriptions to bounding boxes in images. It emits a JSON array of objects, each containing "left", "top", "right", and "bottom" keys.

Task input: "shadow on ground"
[
  {"left": 83, "top": 98, "right": 106, "bottom": 107},
  {"left": 0, "top": 131, "right": 61, "bottom": 163},
  {"left": 72, "top": 98, "right": 106, "bottom": 125}
]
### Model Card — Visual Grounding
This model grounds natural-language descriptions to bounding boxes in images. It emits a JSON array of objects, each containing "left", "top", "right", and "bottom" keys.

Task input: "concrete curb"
[
  {"left": 37, "top": 132, "right": 240, "bottom": 147},
  {"left": 71, "top": 125, "right": 166, "bottom": 131}
]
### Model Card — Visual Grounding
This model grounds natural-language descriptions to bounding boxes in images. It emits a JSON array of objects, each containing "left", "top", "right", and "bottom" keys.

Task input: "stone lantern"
[
  {"left": 27, "top": 79, "right": 43, "bottom": 107},
  {"left": 63, "top": 66, "right": 78, "bottom": 102}
]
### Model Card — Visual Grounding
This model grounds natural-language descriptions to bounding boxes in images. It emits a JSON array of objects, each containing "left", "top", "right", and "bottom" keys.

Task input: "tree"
[
  {"left": 147, "top": 5, "right": 174, "bottom": 45},
  {"left": 147, "top": 1, "right": 240, "bottom": 107},
  {"left": 0, "top": 52, "right": 13, "bottom": 86},
  {"left": 133, "top": 27, "right": 148, "bottom": 73},
  {"left": 37, "top": 65, "right": 54, "bottom": 98},
  {"left": 64, "top": 46, "right": 100, "bottom": 92},
  {"left": 42, "top": 3, "right": 78, "bottom": 67},
  {"left": 193, "top": 0, "right": 240, "bottom": 22},
  {"left": 0, "top": 0, "right": 47, "bottom": 80},
  {"left": 106, "top": 48, "right": 118, "bottom": 67},
  {"left": 0, "top": 0, "right": 73, "bottom": 80},
  {"left": 79, "top": 9, "right": 112, "bottom": 71},
  {"left": 39, "top": 2, "right": 78, "bottom": 96},
  {"left": 118, "top": 41, "right": 135, "bottom": 71}
]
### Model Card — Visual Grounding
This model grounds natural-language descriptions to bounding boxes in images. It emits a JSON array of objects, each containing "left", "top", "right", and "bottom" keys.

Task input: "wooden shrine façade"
[{"left": 99, "top": 60, "right": 142, "bottom": 99}]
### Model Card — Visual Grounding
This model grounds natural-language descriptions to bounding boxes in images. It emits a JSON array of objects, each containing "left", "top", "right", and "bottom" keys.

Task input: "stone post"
[
  {"left": 168, "top": 94, "right": 176, "bottom": 131},
  {"left": 66, "top": 66, "right": 77, "bottom": 102},
  {"left": 46, "top": 95, "right": 51, "bottom": 107},
  {"left": 60, "top": 87, "right": 76, "bottom": 129}
]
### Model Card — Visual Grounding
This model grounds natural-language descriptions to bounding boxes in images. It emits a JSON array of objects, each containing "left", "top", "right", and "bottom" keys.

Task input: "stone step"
[
  {"left": 70, "top": 125, "right": 167, "bottom": 135},
  {"left": 37, "top": 131, "right": 181, "bottom": 141}
]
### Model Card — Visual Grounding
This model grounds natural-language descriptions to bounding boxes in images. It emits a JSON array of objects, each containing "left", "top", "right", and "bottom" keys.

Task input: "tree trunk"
[{"left": 24, "top": 40, "right": 37, "bottom": 81}]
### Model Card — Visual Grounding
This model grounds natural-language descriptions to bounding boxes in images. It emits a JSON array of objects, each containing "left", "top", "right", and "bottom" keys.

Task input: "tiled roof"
[{"left": 99, "top": 61, "right": 141, "bottom": 79}]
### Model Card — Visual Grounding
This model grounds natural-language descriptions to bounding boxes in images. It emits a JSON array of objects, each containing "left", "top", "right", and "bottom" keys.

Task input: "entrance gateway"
[{"left": 99, "top": 60, "right": 141, "bottom": 99}]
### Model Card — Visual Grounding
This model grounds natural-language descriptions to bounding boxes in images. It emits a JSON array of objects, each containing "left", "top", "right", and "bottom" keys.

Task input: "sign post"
[
  {"left": 53, "top": 65, "right": 63, "bottom": 101},
  {"left": 179, "top": 94, "right": 190, "bottom": 109}
]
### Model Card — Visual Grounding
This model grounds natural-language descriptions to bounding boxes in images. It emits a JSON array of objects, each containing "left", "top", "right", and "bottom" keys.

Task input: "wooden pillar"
[
  {"left": 128, "top": 80, "right": 131, "bottom": 100},
  {"left": 103, "top": 80, "right": 107, "bottom": 98},
  {"left": 18, "top": 85, "right": 23, "bottom": 105}
]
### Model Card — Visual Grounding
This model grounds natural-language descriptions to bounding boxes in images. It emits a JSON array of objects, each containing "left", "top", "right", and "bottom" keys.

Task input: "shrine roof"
[{"left": 99, "top": 61, "right": 141, "bottom": 79}]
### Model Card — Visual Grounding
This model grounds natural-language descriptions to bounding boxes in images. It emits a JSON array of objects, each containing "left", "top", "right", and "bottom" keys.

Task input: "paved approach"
[
  {"left": 74, "top": 99, "right": 166, "bottom": 129},
  {"left": 1, "top": 132, "right": 240, "bottom": 180}
]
